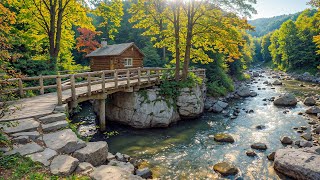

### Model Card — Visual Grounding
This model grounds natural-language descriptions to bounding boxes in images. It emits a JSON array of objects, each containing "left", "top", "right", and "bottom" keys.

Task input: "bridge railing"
[{"left": 1, "top": 68, "right": 206, "bottom": 105}]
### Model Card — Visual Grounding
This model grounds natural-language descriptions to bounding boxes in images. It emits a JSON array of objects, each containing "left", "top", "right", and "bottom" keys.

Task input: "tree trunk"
[
  {"left": 174, "top": 2, "right": 180, "bottom": 81},
  {"left": 48, "top": 0, "right": 57, "bottom": 67},
  {"left": 182, "top": 1, "right": 194, "bottom": 81}
]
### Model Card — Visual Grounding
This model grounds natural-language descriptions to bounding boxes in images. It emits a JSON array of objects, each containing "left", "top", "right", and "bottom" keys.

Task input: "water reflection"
[{"left": 72, "top": 72, "right": 313, "bottom": 179}]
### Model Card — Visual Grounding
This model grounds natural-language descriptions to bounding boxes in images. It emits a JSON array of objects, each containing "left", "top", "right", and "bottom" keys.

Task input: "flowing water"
[{"left": 71, "top": 71, "right": 319, "bottom": 179}]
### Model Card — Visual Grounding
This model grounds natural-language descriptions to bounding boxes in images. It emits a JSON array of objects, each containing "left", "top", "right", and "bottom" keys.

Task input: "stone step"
[
  {"left": 50, "top": 155, "right": 79, "bottom": 176},
  {"left": 42, "top": 120, "right": 68, "bottom": 133},
  {"left": 11, "top": 131, "right": 40, "bottom": 141},
  {"left": 42, "top": 129, "right": 86, "bottom": 154},
  {"left": 39, "top": 113, "right": 66, "bottom": 124},
  {"left": 0, "top": 118, "right": 39, "bottom": 134},
  {"left": 4, "top": 142, "right": 44, "bottom": 156},
  {"left": 27, "top": 148, "right": 57, "bottom": 166},
  {"left": 73, "top": 141, "right": 108, "bottom": 167}
]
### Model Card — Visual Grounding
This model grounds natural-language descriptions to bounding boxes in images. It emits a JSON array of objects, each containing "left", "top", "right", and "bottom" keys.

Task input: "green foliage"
[
  {"left": 0, "top": 154, "right": 89, "bottom": 180},
  {"left": 142, "top": 42, "right": 165, "bottom": 67},
  {"left": 265, "top": 9, "right": 320, "bottom": 72},
  {"left": 103, "top": 131, "right": 119, "bottom": 139}
]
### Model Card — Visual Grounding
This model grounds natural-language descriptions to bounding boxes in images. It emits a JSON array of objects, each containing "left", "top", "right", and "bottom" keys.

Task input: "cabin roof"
[{"left": 86, "top": 42, "right": 144, "bottom": 57}]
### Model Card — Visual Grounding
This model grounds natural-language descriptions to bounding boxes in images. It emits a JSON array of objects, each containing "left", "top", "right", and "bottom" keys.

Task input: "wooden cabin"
[{"left": 86, "top": 42, "right": 145, "bottom": 71}]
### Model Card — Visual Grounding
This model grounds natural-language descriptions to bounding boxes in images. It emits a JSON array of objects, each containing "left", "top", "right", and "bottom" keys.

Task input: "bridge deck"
[{"left": 0, "top": 77, "right": 154, "bottom": 121}]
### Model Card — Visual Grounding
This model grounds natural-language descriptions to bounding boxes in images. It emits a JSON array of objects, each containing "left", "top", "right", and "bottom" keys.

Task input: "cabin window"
[{"left": 124, "top": 58, "right": 133, "bottom": 67}]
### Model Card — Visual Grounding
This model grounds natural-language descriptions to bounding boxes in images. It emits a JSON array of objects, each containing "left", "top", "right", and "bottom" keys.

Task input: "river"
[{"left": 71, "top": 70, "right": 318, "bottom": 179}]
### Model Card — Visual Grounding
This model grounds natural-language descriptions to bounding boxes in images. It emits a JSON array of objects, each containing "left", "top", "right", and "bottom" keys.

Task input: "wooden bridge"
[{"left": 1, "top": 68, "right": 205, "bottom": 130}]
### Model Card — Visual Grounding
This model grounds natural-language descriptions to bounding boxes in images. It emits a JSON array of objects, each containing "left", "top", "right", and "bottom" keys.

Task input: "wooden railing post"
[
  {"left": 101, "top": 71, "right": 106, "bottom": 93},
  {"left": 156, "top": 68, "right": 160, "bottom": 83},
  {"left": 18, "top": 79, "right": 23, "bottom": 97},
  {"left": 126, "top": 69, "right": 130, "bottom": 87},
  {"left": 70, "top": 74, "right": 77, "bottom": 103},
  {"left": 147, "top": 69, "right": 151, "bottom": 83},
  {"left": 138, "top": 67, "right": 141, "bottom": 86},
  {"left": 39, "top": 75, "right": 44, "bottom": 95},
  {"left": 56, "top": 76, "right": 62, "bottom": 105},
  {"left": 114, "top": 70, "right": 118, "bottom": 88},
  {"left": 87, "top": 73, "right": 91, "bottom": 96}
]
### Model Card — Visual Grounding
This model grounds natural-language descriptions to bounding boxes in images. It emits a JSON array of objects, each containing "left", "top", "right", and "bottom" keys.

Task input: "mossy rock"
[
  {"left": 213, "top": 162, "right": 238, "bottom": 176},
  {"left": 213, "top": 133, "right": 235, "bottom": 143}
]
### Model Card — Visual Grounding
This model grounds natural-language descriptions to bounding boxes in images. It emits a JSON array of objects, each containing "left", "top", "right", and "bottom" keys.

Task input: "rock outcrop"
[
  {"left": 273, "top": 93, "right": 297, "bottom": 107},
  {"left": 73, "top": 141, "right": 108, "bottom": 166},
  {"left": 103, "top": 84, "right": 205, "bottom": 128},
  {"left": 274, "top": 147, "right": 320, "bottom": 180}
]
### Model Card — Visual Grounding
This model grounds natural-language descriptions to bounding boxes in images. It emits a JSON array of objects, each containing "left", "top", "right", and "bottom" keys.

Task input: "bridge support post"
[{"left": 99, "top": 99, "right": 106, "bottom": 132}]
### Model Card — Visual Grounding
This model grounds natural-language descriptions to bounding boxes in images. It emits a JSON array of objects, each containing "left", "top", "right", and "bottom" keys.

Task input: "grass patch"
[{"left": 0, "top": 154, "right": 89, "bottom": 180}]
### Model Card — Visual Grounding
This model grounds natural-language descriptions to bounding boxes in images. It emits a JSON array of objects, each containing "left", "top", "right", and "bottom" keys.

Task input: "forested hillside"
[
  {"left": 248, "top": 12, "right": 303, "bottom": 37},
  {"left": 255, "top": 7, "right": 320, "bottom": 73}
]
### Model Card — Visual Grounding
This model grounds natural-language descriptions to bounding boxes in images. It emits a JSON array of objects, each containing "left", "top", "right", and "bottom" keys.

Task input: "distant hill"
[{"left": 248, "top": 12, "right": 303, "bottom": 37}]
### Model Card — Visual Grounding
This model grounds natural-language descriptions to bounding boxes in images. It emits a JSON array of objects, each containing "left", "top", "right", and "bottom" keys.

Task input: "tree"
[
  {"left": 15, "top": 0, "right": 94, "bottom": 70},
  {"left": 141, "top": 42, "right": 164, "bottom": 67},
  {"left": 130, "top": 0, "right": 256, "bottom": 81},
  {"left": 76, "top": 28, "right": 101, "bottom": 55},
  {"left": 94, "top": 0, "right": 124, "bottom": 40},
  {"left": 309, "top": 0, "right": 320, "bottom": 54},
  {"left": 260, "top": 33, "right": 272, "bottom": 62}
]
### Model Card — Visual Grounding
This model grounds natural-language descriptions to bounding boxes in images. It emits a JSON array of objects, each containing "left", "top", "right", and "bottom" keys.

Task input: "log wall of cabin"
[{"left": 90, "top": 45, "right": 144, "bottom": 71}]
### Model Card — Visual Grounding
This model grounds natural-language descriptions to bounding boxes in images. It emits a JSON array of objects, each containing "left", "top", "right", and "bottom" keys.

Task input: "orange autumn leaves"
[{"left": 76, "top": 28, "right": 101, "bottom": 55}]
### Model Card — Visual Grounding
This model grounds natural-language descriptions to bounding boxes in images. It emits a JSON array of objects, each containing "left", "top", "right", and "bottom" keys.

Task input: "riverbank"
[{"left": 70, "top": 68, "right": 320, "bottom": 179}]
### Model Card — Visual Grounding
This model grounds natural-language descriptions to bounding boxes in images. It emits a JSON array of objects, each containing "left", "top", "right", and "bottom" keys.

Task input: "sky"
[{"left": 250, "top": 0, "right": 311, "bottom": 20}]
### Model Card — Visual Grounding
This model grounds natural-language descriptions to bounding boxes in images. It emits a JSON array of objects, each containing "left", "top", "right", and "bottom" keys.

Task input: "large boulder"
[
  {"left": 90, "top": 165, "right": 143, "bottom": 180},
  {"left": 104, "top": 89, "right": 180, "bottom": 128},
  {"left": 273, "top": 94, "right": 297, "bottom": 107},
  {"left": 236, "top": 86, "right": 251, "bottom": 97},
  {"left": 50, "top": 155, "right": 79, "bottom": 176},
  {"left": 210, "top": 101, "right": 228, "bottom": 113},
  {"left": 306, "top": 107, "right": 320, "bottom": 114},
  {"left": 73, "top": 141, "right": 108, "bottom": 166},
  {"left": 213, "top": 134, "right": 235, "bottom": 143},
  {"left": 104, "top": 85, "right": 205, "bottom": 128},
  {"left": 274, "top": 148, "right": 320, "bottom": 180},
  {"left": 304, "top": 97, "right": 316, "bottom": 106},
  {"left": 42, "top": 129, "right": 86, "bottom": 154},
  {"left": 177, "top": 84, "right": 205, "bottom": 119},
  {"left": 213, "top": 162, "right": 238, "bottom": 176}
]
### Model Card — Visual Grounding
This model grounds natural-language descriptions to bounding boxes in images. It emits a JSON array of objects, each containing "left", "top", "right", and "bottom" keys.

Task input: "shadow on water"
[{"left": 71, "top": 72, "right": 314, "bottom": 179}]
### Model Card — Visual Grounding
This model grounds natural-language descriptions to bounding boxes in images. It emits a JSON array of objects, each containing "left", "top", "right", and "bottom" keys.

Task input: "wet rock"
[
  {"left": 251, "top": 143, "right": 267, "bottom": 150},
  {"left": 252, "top": 72, "right": 259, "bottom": 77},
  {"left": 211, "top": 101, "right": 228, "bottom": 113},
  {"left": 306, "top": 107, "right": 320, "bottom": 114},
  {"left": 256, "top": 125, "right": 266, "bottom": 130},
  {"left": 263, "top": 81, "right": 269, "bottom": 84},
  {"left": 297, "top": 130, "right": 304, "bottom": 133},
  {"left": 50, "top": 155, "right": 79, "bottom": 176},
  {"left": 213, "top": 162, "right": 238, "bottom": 176},
  {"left": 272, "top": 80, "right": 282, "bottom": 85},
  {"left": 136, "top": 168, "right": 152, "bottom": 179},
  {"left": 236, "top": 86, "right": 251, "bottom": 97},
  {"left": 42, "top": 129, "right": 86, "bottom": 154},
  {"left": 313, "top": 126, "right": 320, "bottom": 134},
  {"left": 304, "top": 97, "right": 316, "bottom": 106},
  {"left": 27, "top": 148, "right": 57, "bottom": 166},
  {"left": 273, "top": 93, "right": 297, "bottom": 107},
  {"left": 280, "top": 136, "right": 293, "bottom": 145},
  {"left": 274, "top": 148, "right": 320, "bottom": 180},
  {"left": 213, "top": 134, "right": 235, "bottom": 143},
  {"left": 107, "top": 152, "right": 116, "bottom": 161},
  {"left": 0, "top": 118, "right": 40, "bottom": 134},
  {"left": 73, "top": 141, "right": 108, "bottom": 167},
  {"left": 115, "top": 152, "right": 126, "bottom": 162},
  {"left": 300, "top": 141, "right": 313, "bottom": 148},
  {"left": 301, "top": 133, "right": 313, "bottom": 141},
  {"left": 267, "top": 152, "right": 276, "bottom": 161},
  {"left": 90, "top": 165, "right": 143, "bottom": 180},
  {"left": 300, "top": 126, "right": 308, "bottom": 130},
  {"left": 108, "top": 160, "right": 135, "bottom": 173},
  {"left": 249, "top": 109, "right": 254, "bottom": 113},
  {"left": 246, "top": 150, "right": 257, "bottom": 157},
  {"left": 250, "top": 92, "right": 258, "bottom": 97}
]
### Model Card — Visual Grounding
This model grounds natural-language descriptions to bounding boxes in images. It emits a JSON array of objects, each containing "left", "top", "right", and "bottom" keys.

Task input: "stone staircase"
[{"left": 1, "top": 109, "right": 145, "bottom": 179}]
